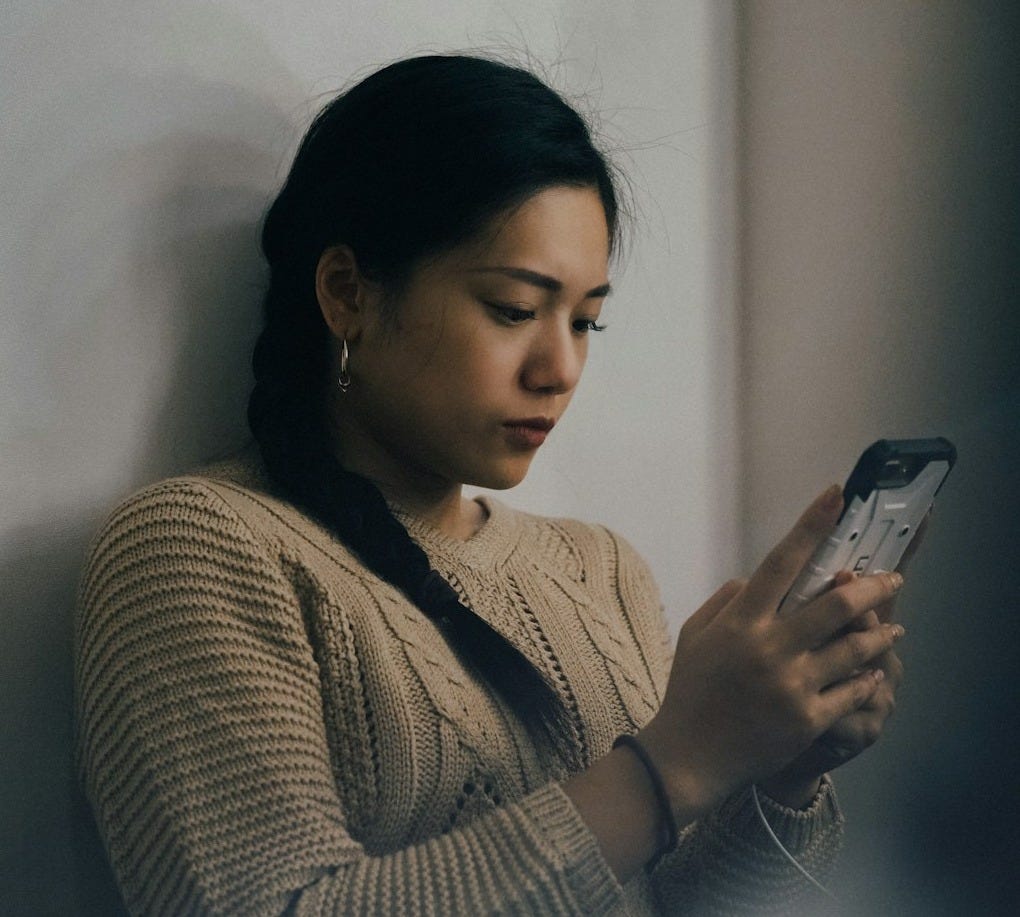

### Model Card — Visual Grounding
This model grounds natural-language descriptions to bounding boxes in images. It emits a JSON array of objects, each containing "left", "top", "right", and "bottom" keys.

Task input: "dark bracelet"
[{"left": 612, "top": 733, "right": 679, "bottom": 873}]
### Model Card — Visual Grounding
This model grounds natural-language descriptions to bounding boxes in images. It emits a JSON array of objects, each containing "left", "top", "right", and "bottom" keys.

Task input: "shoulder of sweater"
[{"left": 88, "top": 444, "right": 319, "bottom": 563}]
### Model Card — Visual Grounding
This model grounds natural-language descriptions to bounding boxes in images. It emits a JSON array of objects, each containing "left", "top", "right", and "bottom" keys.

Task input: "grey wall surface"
[
  {"left": 739, "top": 3, "right": 1019, "bottom": 914},
  {"left": 1, "top": 2, "right": 737, "bottom": 913}
]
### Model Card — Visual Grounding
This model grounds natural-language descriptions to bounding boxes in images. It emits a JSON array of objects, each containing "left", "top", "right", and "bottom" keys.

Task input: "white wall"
[
  {"left": 739, "top": 2, "right": 1019, "bottom": 914},
  {"left": 0, "top": 2, "right": 738, "bottom": 912}
]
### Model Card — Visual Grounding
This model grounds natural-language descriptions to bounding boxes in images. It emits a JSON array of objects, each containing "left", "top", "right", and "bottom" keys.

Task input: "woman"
[{"left": 75, "top": 55, "right": 905, "bottom": 915}]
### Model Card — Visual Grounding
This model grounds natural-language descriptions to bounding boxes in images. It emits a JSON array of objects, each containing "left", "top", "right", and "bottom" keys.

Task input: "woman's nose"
[{"left": 521, "top": 322, "right": 585, "bottom": 394}]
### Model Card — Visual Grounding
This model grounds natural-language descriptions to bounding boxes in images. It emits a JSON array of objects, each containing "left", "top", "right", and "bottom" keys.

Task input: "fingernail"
[
  {"left": 890, "top": 572, "right": 904, "bottom": 590},
  {"left": 890, "top": 623, "right": 906, "bottom": 639},
  {"left": 872, "top": 669, "right": 886, "bottom": 683}
]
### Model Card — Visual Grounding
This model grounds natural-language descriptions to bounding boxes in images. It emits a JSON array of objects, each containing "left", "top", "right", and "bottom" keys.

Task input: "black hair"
[{"left": 248, "top": 54, "right": 620, "bottom": 765}]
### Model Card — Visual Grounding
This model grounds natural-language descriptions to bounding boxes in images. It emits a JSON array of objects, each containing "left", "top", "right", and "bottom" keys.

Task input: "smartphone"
[{"left": 777, "top": 438, "right": 956, "bottom": 615}]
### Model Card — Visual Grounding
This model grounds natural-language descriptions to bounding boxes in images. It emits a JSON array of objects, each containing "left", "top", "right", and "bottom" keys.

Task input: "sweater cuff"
[
  {"left": 518, "top": 782, "right": 623, "bottom": 914},
  {"left": 717, "top": 775, "right": 843, "bottom": 854}
]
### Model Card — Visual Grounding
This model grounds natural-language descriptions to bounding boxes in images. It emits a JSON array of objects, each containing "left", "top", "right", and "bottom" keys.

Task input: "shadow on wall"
[
  {"left": 4, "top": 521, "right": 127, "bottom": 914},
  {"left": 131, "top": 162, "right": 272, "bottom": 479},
  {"left": 4, "top": 88, "right": 296, "bottom": 915}
]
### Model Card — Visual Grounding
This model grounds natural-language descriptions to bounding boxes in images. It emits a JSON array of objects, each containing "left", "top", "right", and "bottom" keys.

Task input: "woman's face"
[{"left": 336, "top": 185, "right": 611, "bottom": 496}]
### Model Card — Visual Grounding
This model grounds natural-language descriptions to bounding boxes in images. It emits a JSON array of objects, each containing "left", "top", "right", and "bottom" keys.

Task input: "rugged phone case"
[{"left": 778, "top": 438, "right": 956, "bottom": 615}]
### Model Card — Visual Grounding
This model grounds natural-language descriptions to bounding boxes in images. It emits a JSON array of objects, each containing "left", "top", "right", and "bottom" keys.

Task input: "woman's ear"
[{"left": 315, "top": 245, "right": 376, "bottom": 342}]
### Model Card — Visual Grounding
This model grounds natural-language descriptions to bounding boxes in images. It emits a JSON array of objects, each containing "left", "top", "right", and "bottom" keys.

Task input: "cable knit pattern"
[{"left": 74, "top": 450, "right": 843, "bottom": 915}]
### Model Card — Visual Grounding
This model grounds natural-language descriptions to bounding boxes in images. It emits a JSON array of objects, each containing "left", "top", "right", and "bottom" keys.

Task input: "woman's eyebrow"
[{"left": 469, "top": 266, "right": 611, "bottom": 299}]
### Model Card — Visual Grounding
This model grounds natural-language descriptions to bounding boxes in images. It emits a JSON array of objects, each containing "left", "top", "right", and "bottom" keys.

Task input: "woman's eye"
[
  {"left": 488, "top": 303, "right": 536, "bottom": 324},
  {"left": 573, "top": 318, "right": 607, "bottom": 334}
]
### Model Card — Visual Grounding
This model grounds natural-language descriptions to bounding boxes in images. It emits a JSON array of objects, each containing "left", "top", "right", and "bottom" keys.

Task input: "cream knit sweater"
[{"left": 74, "top": 451, "right": 843, "bottom": 916}]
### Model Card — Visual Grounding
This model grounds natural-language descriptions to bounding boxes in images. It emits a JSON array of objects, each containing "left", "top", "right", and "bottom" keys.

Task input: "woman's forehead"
[{"left": 442, "top": 187, "right": 611, "bottom": 283}]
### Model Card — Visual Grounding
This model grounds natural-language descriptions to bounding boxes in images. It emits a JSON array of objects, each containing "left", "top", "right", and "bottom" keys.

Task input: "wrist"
[
  {"left": 637, "top": 718, "right": 728, "bottom": 822},
  {"left": 611, "top": 734, "right": 678, "bottom": 871},
  {"left": 562, "top": 734, "right": 678, "bottom": 882}
]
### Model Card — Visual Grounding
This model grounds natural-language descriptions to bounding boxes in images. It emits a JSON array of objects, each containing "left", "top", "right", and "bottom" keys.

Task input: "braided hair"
[{"left": 248, "top": 54, "right": 620, "bottom": 763}]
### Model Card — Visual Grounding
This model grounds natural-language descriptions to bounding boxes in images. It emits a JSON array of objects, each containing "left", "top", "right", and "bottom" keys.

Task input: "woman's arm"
[{"left": 567, "top": 496, "right": 901, "bottom": 909}]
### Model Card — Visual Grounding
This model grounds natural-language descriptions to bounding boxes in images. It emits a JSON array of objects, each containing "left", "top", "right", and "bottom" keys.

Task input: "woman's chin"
[{"left": 468, "top": 457, "right": 534, "bottom": 491}]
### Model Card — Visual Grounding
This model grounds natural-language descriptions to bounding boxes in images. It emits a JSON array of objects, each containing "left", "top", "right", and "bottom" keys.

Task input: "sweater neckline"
[
  {"left": 212, "top": 445, "right": 523, "bottom": 569},
  {"left": 389, "top": 495, "right": 521, "bottom": 569}
]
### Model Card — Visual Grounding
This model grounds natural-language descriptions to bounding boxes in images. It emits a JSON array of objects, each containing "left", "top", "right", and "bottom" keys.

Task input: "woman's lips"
[{"left": 503, "top": 418, "right": 555, "bottom": 449}]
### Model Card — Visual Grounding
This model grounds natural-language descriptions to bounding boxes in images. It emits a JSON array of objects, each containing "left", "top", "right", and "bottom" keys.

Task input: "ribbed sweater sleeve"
[
  {"left": 603, "top": 530, "right": 845, "bottom": 915},
  {"left": 74, "top": 480, "right": 622, "bottom": 916}
]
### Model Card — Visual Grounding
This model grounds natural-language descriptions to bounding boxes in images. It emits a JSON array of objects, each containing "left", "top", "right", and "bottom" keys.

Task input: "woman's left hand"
[{"left": 758, "top": 513, "right": 930, "bottom": 807}]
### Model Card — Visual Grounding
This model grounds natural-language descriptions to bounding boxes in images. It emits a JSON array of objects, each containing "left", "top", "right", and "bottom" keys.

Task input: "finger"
[
  {"left": 867, "top": 648, "right": 904, "bottom": 694},
  {"left": 834, "top": 648, "right": 903, "bottom": 715},
  {"left": 847, "top": 609, "right": 880, "bottom": 633},
  {"left": 814, "top": 668, "right": 886, "bottom": 727},
  {"left": 680, "top": 578, "right": 745, "bottom": 637},
  {"left": 830, "top": 570, "right": 855, "bottom": 590},
  {"left": 850, "top": 685, "right": 890, "bottom": 715},
  {"left": 859, "top": 566, "right": 907, "bottom": 626},
  {"left": 791, "top": 571, "right": 903, "bottom": 646},
  {"left": 826, "top": 571, "right": 866, "bottom": 632},
  {"left": 812, "top": 621, "right": 905, "bottom": 689},
  {"left": 871, "top": 592, "right": 899, "bottom": 625},
  {"left": 738, "top": 485, "right": 844, "bottom": 619}
]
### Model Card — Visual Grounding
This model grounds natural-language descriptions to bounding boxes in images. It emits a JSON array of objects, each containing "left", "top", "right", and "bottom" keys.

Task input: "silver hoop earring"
[{"left": 338, "top": 339, "right": 351, "bottom": 393}]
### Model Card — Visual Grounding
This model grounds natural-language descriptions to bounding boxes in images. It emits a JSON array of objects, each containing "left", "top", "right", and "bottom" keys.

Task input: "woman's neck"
[
  {"left": 378, "top": 481, "right": 487, "bottom": 542},
  {"left": 328, "top": 412, "right": 486, "bottom": 541}
]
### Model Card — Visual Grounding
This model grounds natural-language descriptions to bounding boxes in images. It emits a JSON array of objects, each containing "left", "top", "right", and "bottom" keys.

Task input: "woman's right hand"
[{"left": 639, "top": 484, "right": 905, "bottom": 815}]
